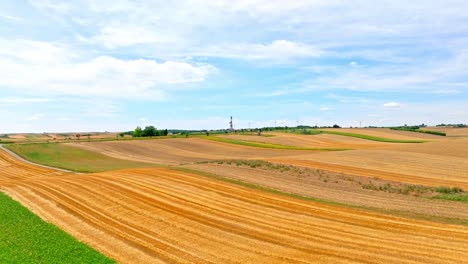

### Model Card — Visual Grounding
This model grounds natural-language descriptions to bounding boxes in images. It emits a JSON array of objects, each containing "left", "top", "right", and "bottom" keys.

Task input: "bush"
[{"left": 435, "top": 186, "right": 464, "bottom": 194}]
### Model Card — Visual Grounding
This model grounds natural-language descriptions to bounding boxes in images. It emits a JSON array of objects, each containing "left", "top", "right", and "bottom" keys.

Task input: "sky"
[{"left": 1, "top": 0, "right": 467, "bottom": 133}]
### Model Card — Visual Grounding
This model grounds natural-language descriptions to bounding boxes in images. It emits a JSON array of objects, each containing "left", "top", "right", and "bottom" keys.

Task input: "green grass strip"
[
  {"left": 203, "top": 136, "right": 349, "bottom": 151},
  {"left": 0, "top": 192, "right": 114, "bottom": 263},
  {"left": 432, "top": 193, "right": 468, "bottom": 203},
  {"left": 174, "top": 167, "right": 468, "bottom": 226},
  {"left": 319, "top": 130, "right": 427, "bottom": 143},
  {"left": 5, "top": 143, "right": 156, "bottom": 173},
  {"left": 390, "top": 127, "right": 446, "bottom": 136}
]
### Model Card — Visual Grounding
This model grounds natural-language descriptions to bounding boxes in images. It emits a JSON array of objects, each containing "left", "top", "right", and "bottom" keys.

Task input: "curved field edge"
[
  {"left": 174, "top": 167, "right": 468, "bottom": 226},
  {"left": 2, "top": 145, "right": 468, "bottom": 263},
  {"left": 203, "top": 136, "right": 350, "bottom": 150},
  {"left": 4, "top": 143, "right": 467, "bottom": 224},
  {"left": 317, "top": 130, "right": 429, "bottom": 143},
  {"left": 4, "top": 143, "right": 157, "bottom": 173},
  {"left": 0, "top": 192, "right": 115, "bottom": 264}
]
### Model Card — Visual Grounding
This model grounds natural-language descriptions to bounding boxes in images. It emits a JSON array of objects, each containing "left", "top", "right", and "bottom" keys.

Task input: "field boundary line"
[{"left": 0, "top": 145, "right": 76, "bottom": 173}]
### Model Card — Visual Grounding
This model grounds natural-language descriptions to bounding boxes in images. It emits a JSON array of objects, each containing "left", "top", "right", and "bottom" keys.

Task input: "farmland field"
[
  {"left": 67, "top": 137, "right": 318, "bottom": 164},
  {"left": 66, "top": 129, "right": 468, "bottom": 187},
  {"left": 1, "top": 127, "right": 468, "bottom": 263},
  {"left": 0, "top": 192, "right": 114, "bottom": 264},
  {"left": 5, "top": 143, "right": 156, "bottom": 172},
  {"left": 1, "top": 148, "right": 468, "bottom": 263},
  {"left": 4, "top": 1, "right": 468, "bottom": 263}
]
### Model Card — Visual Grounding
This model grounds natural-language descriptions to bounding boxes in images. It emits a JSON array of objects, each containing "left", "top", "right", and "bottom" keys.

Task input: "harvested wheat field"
[
  {"left": 320, "top": 128, "right": 443, "bottom": 140},
  {"left": 270, "top": 149, "right": 468, "bottom": 189},
  {"left": 69, "top": 138, "right": 315, "bottom": 165},
  {"left": 183, "top": 162, "right": 468, "bottom": 221},
  {"left": 379, "top": 137, "right": 468, "bottom": 158},
  {"left": 425, "top": 127, "right": 468, "bottom": 137},
  {"left": 217, "top": 132, "right": 392, "bottom": 149},
  {"left": 69, "top": 130, "right": 468, "bottom": 188},
  {"left": 1, "top": 149, "right": 468, "bottom": 264}
]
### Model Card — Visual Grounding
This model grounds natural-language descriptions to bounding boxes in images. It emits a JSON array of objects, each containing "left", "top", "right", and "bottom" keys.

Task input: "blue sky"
[{"left": 1, "top": 0, "right": 467, "bottom": 133}]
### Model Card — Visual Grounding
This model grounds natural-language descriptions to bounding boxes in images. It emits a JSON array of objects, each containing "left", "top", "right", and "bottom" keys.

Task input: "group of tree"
[
  {"left": 436, "top": 123, "right": 467, "bottom": 128},
  {"left": 130, "top": 126, "right": 168, "bottom": 138}
]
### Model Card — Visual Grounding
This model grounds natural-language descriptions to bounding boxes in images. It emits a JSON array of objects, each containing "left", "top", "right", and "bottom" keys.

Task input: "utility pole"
[{"left": 359, "top": 120, "right": 363, "bottom": 128}]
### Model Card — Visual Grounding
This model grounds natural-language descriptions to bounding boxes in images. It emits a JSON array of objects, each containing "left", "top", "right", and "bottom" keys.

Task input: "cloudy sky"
[{"left": 1, "top": 0, "right": 467, "bottom": 132}]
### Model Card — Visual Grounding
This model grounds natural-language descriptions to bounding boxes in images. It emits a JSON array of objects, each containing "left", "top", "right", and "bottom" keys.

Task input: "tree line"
[{"left": 120, "top": 126, "right": 168, "bottom": 138}]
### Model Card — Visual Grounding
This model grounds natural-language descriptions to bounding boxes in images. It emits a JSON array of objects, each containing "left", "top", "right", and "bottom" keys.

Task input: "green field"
[
  {"left": 204, "top": 136, "right": 349, "bottom": 151},
  {"left": 5, "top": 143, "right": 156, "bottom": 173},
  {"left": 0, "top": 192, "right": 114, "bottom": 263},
  {"left": 318, "top": 130, "right": 427, "bottom": 143}
]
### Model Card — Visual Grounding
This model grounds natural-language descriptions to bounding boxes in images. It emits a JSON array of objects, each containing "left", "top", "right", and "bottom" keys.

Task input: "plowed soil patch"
[
  {"left": 184, "top": 163, "right": 468, "bottom": 220},
  {"left": 321, "top": 128, "right": 442, "bottom": 140},
  {"left": 1, "top": 149, "right": 468, "bottom": 263},
  {"left": 269, "top": 152, "right": 468, "bottom": 189},
  {"left": 69, "top": 138, "right": 311, "bottom": 165},
  {"left": 218, "top": 133, "right": 390, "bottom": 149},
  {"left": 425, "top": 127, "right": 468, "bottom": 137},
  {"left": 380, "top": 137, "right": 468, "bottom": 158}
]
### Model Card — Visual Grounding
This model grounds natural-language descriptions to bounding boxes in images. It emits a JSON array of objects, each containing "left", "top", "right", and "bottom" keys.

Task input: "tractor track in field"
[{"left": 1, "top": 148, "right": 468, "bottom": 263}]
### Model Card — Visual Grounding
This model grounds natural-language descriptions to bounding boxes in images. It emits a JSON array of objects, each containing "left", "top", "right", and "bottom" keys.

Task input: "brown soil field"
[
  {"left": 269, "top": 149, "right": 468, "bottom": 189},
  {"left": 379, "top": 137, "right": 468, "bottom": 158},
  {"left": 321, "top": 128, "right": 443, "bottom": 140},
  {"left": 69, "top": 138, "right": 313, "bottom": 165},
  {"left": 70, "top": 133, "right": 468, "bottom": 188},
  {"left": 425, "top": 127, "right": 468, "bottom": 137},
  {"left": 0, "top": 132, "right": 121, "bottom": 143},
  {"left": 184, "top": 163, "right": 468, "bottom": 220},
  {"left": 1, "top": 149, "right": 468, "bottom": 263},
  {"left": 7, "top": 134, "right": 27, "bottom": 139},
  {"left": 218, "top": 132, "right": 391, "bottom": 149}
]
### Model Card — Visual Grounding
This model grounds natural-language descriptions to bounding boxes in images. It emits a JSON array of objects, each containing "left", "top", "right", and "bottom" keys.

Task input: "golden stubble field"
[
  {"left": 2, "top": 127, "right": 468, "bottom": 263},
  {"left": 1, "top": 149, "right": 468, "bottom": 263},
  {"left": 70, "top": 128, "right": 468, "bottom": 188}
]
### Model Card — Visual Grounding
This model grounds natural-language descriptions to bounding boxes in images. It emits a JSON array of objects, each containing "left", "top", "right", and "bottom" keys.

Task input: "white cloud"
[
  {"left": 426, "top": 89, "right": 460, "bottom": 95},
  {"left": 349, "top": 61, "right": 366, "bottom": 68},
  {"left": 301, "top": 49, "right": 468, "bottom": 93},
  {"left": 326, "top": 93, "right": 370, "bottom": 104},
  {"left": 28, "top": 0, "right": 71, "bottom": 14},
  {"left": 383, "top": 102, "right": 401, "bottom": 108},
  {"left": 88, "top": 26, "right": 178, "bottom": 48},
  {"left": 27, "top": 113, "right": 45, "bottom": 121},
  {"left": 319, "top": 107, "right": 330, "bottom": 111},
  {"left": 0, "top": 40, "right": 217, "bottom": 100},
  {"left": 193, "top": 40, "right": 322, "bottom": 62},
  {"left": 0, "top": 97, "right": 51, "bottom": 104},
  {"left": 0, "top": 14, "right": 23, "bottom": 22}
]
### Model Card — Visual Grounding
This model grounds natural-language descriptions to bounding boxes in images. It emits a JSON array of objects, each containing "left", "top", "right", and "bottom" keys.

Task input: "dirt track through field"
[{"left": 1, "top": 149, "right": 468, "bottom": 263}]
